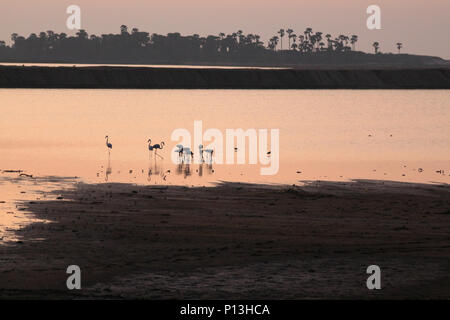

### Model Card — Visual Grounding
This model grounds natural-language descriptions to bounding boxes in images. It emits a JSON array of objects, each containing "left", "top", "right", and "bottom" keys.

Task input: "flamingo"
[
  {"left": 175, "top": 144, "right": 184, "bottom": 158},
  {"left": 105, "top": 136, "right": 112, "bottom": 154},
  {"left": 182, "top": 147, "right": 194, "bottom": 162},
  {"left": 203, "top": 148, "right": 214, "bottom": 163},
  {"left": 152, "top": 141, "right": 165, "bottom": 159},
  {"left": 147, "top": 139, "right": 154, "bottom": 159},
  {"left": 199, "top": 144, "right": 213, "bottom": 160},
  {"left": 198, "top": 144, "right": 205, "bottom": 163}
]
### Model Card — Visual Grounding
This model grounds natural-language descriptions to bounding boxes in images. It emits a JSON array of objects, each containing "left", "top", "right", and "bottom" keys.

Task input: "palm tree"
[
  {"left": 286, "top": 29, "right": 294, "bottom": 50},
  {"left": 76, "top": 29, "right": 88, "bottom": 39},
  {"left": 373, "top": 41, "right": 380, "bottom": 54},
  {"left": 277, "top": 29, "right": 285, "bottom": 50},
  {"left": 254, "top": 35, "right": 262, "bottom": 46},
  {"left": 315, "top": 32, "right": 323, "bottom": 51},
  {"left": 350, "top": 35, "right": 358, "bottom": 51},
  {"left": 396, "top": 42, "right": 403, "bottom": 53},
  {"left": 298, "top": 35, "right": 305, "bottom": 52},
  {"left": 11, "top": 33, "right": 18, "bottom": 43},
  {"left": 268, "top": 36, "right": 279, "bottom": 51},
  {"left": 325, "top": 34, "right": 332, "bottom": 50},
  {"left": 120, "top": 25, "right": 128, "bottom": 35}
]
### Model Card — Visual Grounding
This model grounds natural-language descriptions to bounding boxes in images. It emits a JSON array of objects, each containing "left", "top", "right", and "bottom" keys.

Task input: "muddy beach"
[{"left": 0, "top": 178, "right": 449, "bottom": 299}]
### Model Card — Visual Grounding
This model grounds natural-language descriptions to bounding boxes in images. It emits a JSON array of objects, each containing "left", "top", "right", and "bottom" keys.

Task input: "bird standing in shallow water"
[
  {"left": 148, "top": 139, "right": 154, "bottom": 160},
  {"left": 105, "top": 136, "right": 112, "bottom": 154},
  {"left": 152, "top": 141, "right": 165, "bottom": 159}
]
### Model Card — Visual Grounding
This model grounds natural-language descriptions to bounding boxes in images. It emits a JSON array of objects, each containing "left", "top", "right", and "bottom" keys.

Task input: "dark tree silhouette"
[
  {"left": 286, "top": 29, "right": 294, "bottom": 50},
  {"left": 277, "top": 29, "right": 285, "bottom": 51},
  {"left": 351, "top": 35, "right": 358, "bottom": 51},
  {"left": 373, "top": 41, "right": 380, "bottom": 54},
  {"left": 0, "top": 26, "right": 410, "bottom": 66}
]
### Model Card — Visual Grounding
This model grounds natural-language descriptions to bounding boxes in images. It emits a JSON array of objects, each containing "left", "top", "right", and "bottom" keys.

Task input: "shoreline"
[
  {"left": 0, "top": 66, "right": 449, "bottom": 89},
  {"left": 1, "top": 178, "right": 449, "bottom": 299}
]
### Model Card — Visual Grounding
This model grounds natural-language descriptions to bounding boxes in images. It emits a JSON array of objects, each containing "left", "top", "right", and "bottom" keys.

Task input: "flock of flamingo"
[
  {"left": 102, "top": 135, "right": 215, "bottom": 182},
  {"left": 105, "top": 135, "right": 214, "bottom": 163}
]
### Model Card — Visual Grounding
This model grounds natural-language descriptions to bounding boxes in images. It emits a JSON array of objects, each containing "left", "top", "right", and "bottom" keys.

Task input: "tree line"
[{"left": 0, "top": 25, "right": 402, "bottom": 65}]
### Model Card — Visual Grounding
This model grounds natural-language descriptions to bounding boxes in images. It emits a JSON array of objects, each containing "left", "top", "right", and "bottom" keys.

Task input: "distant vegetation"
[{"left": 0, "top": 26, "right": 446, "bottom": 67}]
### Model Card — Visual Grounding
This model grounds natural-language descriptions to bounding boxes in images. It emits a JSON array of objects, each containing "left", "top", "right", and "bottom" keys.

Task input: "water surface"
[{"left": 1, "top": 89, "right": 449, "bottom": 239}]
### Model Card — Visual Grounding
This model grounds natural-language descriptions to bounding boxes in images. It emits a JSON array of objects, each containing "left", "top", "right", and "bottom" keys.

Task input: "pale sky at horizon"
[{"left": 1, "top": 0, "right": 449, "bottom": 59}]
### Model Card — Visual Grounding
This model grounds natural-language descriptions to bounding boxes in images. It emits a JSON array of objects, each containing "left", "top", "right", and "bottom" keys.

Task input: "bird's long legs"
[{"left": 155, "top": 150, "right": 164, "bottom": 160}]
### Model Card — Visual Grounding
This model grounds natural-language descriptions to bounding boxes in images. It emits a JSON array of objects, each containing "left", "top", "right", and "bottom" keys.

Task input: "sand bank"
[{"left": 0, "top": 179, "right": 449, "bottom": 299}]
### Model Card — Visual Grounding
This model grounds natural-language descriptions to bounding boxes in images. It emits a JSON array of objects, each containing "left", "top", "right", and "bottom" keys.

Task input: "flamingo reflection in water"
[
  {"left": 174, "top": 145, "right": 194, "bottom": 178},
  {"left": 104, "top": 135, "right": 113, "bottom": 181},
  {"left": 147, "top": 140, "right": 169, "bottom": 183}
]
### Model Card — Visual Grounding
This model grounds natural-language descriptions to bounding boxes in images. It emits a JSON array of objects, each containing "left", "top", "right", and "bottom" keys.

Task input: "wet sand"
[{"left": 0, "top": 178, "right": 449, "bottom": 299}]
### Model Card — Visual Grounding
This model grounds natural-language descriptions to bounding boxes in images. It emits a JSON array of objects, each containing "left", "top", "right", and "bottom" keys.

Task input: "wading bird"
[
  {"left": 152, "top": 141, "right": 165, "bottom": 159},
  {"left": 148, "top": 139, "right": 154, "bottom": 159},
  {"left": 183, "top": 147, "right": 194, "bottom": 161},
  {"left": 199, "top": 144, "right": 214, "bottom": 163},
  {"left": 105, "top": 135, "right": 112, "bottom": 153},
  {"left": 175, "top": 144, "right": 184, "bottom": 157},
  {"left": 198, "top": 144, "right": 205, "bottom": 163},
  {"left": 203, "top": 148, "right": 214, "bottom": 163}
]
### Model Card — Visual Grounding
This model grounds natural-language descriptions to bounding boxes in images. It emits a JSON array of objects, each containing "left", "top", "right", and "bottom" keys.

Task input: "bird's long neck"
[{"left": 106, "top": 138, "right": 109, "bottom": 146}]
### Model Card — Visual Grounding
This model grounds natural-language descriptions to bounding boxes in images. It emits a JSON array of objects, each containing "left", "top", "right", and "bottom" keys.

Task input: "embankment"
[{"left": 0, "top": 66, "right": 449, "bottom": 89}]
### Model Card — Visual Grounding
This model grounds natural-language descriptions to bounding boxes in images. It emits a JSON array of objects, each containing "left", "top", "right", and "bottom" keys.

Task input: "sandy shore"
[
  {"left": 0, "top": 66, "right": 449, "bottom": 89},
  {"left": 0, "top": 179, "right": 449, "bottom": 299}
]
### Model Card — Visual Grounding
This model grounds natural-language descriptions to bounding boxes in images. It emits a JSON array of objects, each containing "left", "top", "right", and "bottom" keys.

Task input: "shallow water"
[
  {"left": 0, "top": 62, "right": 285, "bottom": 70},
  {"left": 1, "top": 89, "right": 449, "bottom": 184},
  {"left": 0, "top": 89, "right": 449, "bottom": 238}
]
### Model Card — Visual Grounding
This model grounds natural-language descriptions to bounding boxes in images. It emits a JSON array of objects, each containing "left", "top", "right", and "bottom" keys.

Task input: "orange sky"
[{"left": 1, "top": 0, "right": 449, "bottom": 58}]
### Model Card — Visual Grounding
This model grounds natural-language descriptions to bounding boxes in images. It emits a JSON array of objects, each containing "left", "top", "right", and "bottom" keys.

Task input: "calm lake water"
[{"left": 1, "top": 89, "right": 449, "bottom": 240}]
